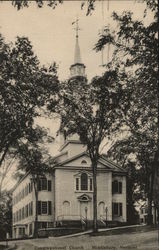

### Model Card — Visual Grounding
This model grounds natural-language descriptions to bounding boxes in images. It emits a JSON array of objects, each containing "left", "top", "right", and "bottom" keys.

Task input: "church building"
[{"left": 12, "top": 21, "right": 127, "bottom": 239}]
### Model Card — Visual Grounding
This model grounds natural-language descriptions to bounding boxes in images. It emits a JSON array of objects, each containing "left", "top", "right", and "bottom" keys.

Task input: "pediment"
[
  {"left": 56, "top": 151, "right": 122, "bottom": 172},
  {"left": 64, "top": 154, "right": 91, "bottom": 167},
  {"left": 77, "top": 194, "right": 92, "bottom": 202}
]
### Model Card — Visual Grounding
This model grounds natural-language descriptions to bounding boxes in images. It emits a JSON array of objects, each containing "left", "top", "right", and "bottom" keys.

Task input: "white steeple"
[
  {"left": 70, "top": 18, "right": 86, "bottom": 79},
  {"left": 74, "top": 35, "right": 82, "bottom": 64}
]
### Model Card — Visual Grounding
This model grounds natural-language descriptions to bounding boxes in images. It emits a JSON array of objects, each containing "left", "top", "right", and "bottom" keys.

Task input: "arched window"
[
  {"left": 81, "top": 160, "right": 87, "bottom": 164},
  {"left": 81, "top": 173, "right": 88, "bottom": 190},
  {"left": 63, "top": 201, "right": 70, "bottom": 216}
]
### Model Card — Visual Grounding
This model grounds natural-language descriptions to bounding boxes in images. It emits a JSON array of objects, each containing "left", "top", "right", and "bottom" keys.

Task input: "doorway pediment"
[{"left": 77, "top": 194, "right": 92, "bottom": 202}]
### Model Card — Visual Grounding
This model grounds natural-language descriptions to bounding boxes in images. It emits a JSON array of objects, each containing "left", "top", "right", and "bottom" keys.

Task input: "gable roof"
[{"left": 53, "top": 151, "right": 126, "bottom": 174}]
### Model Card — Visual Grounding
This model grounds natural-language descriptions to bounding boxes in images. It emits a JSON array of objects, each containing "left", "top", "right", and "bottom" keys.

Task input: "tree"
[
  {"left": 9, "top": 0, "right": 95, "bottom": 15},
  {"left": 0, "top": 34, "right": 59, "bottom": 192},
  {"left": 0, "top": 190, "right": 12, "bottom": 240},
  {"left": 5, "top": 0, "right": 158, "bottom": 17},
  {"left": 54, "top": 70, "right": 127, "bottom": 232},
  {"left": 107, "top": 138, "right": 143, "bottom": 224},
  {"left": 94, "top": 0, "right": 158, "bottom": 224}
]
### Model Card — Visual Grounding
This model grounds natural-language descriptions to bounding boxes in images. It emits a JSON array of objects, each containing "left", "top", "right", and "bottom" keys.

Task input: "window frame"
[
  {"left": 112, "top": 202, "right": 122, "bottom": 217},
  {"left": 38, "top": 200, "right": 52, "bottom": 215},
  {"left": 112, "top": 180, "right": 122, "bottom": 194},
  {"left": 75, "top": 173, "right": 93, "bottom": 192}
]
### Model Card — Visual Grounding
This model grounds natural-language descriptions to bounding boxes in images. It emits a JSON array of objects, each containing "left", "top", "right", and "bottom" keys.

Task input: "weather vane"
[{"left": 72, "top": 17, "right": 81, "bottom": 38}]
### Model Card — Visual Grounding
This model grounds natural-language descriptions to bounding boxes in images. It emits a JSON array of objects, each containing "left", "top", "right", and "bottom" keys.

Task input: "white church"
[{"left": 12, "top": 23, "right": 127, "bottom": 239}]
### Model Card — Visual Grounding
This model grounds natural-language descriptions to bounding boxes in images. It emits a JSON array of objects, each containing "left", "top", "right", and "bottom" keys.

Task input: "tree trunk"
[
  {"left": 92, "top": 160, "right": 98, "bottom": 233},
  {"left": 33, "top": 176, "right": 38, "bottom": 238},
  {"left": 147, "top": 169, "right": 155, "bottom": 225}
]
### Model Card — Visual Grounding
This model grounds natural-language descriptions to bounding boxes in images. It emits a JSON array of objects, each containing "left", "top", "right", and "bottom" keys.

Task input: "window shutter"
[
  {"left": 112, "top": 182, "right": 114, "bottom": 194},
  {"left": 48, "top": 180, "right": 52, "bottom": 191},
  {"left": 38, "top": 201, "right": 41, "bottom": 215},
  {"left": 76, "top": 178, "right": 79, "bottom": 190},
  {"left": 90, "top": 178, "right": 93, "bottom": 191},
  {"left": 38, "top": 179, "right": 41, "bottom": 191},
  {"left": 112, "top": 203, "right": 114, "bottom": 216},
  {"left": 119, "top": 203, "right": 122, "bottom": 216},
  {"left": 48, "top": 201, "right": 52, "bottom": 215},
  {"left": 119, "top": 182, "right": 122, "bottom": 194},
  {"left": 31, "top": 201, "right": 33, "bottom": 216}
]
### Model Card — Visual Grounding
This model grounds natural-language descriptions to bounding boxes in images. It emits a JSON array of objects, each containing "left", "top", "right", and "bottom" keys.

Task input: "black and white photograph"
[{"left": 0, "top": 0, "right": 158, "bottom": 249}]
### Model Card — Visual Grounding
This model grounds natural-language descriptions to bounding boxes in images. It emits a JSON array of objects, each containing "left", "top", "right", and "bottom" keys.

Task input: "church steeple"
[
  {"left": 74, "top": 35, "right": 82, "bottom": 64},
  {"left": 70, "top": 18, "right": 86, "bottom": 79}
]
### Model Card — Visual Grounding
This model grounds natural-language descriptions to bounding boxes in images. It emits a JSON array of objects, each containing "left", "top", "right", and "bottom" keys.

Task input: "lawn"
[{"left": 0, "top": 227, "right": 159, "bottom": 250}]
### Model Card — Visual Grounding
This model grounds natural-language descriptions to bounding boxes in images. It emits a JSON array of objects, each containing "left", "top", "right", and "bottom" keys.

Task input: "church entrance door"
[{"left": 80, "top": 202, "right": 90, "bottom": 220}]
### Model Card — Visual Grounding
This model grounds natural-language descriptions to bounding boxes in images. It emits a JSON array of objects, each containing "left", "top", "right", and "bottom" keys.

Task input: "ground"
[{"left": 0, "top": 228, "right": 159, "bottom": 250}]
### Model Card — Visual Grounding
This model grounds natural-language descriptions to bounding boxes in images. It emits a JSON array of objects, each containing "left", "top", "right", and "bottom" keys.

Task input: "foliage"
[
  {"left": 0, "top": 191, "right": 12, "bottom": 240},
  {"left": 11, "top": 0, "right": 63, "bottom": 10},
  {"left": 0, "top": 34, "right": 59, "bottom": 190},
  {"left": 95, "top": 0, "right": 158, "bottom": 224},
  {"left": 6, "top": 0, "right": 157, "bottom": 17}
]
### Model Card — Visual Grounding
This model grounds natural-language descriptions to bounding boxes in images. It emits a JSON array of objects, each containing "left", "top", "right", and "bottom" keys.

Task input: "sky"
[
  {"left": 0, "top": 0, "right": 153, "bottom": 190},
  {"left": 0, "top": 0, "right": 151, "bottom": 81}
]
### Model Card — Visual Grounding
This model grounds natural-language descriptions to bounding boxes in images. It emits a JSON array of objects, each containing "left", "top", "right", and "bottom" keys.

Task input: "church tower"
[
  {"left": 59, "top": 19, "right": 87, "bottom": 150},
  {"left": 69, "top": 19, "right": 86, "bottom": 80}
]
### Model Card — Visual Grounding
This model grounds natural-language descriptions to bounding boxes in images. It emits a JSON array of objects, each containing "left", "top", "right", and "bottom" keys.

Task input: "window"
[
  {"left": 112, "top": 202, "right": 122, "bottom": 216},
  {"left": 38, "top": 201, "right": 52, "bottom": 215},
  {"left": 41, "top": 179, "right": 47, "bottom": 190},
  {"left": 48, "top": 201, "right": 52, "bottom": 215},
  {"left": 38, "top": 178, "right": 51, "bottom": 191},
  {"left": 29, "top": 202, "right": 33, "bottom": 216},
  {"left": 42, "top": 201, "right": 48, "bottom": 214},
  {"left": 112, "top": 180, "right": 122, "bottom": 194},
  {"left": 22, "top": 207, "right": 24, "bottom": 219},
  {"left": 81, "top": 160, "right": 87, "bottom": 164},
  {"left": 75, "top": 173, "right": 93, "bottom": 191},
  {"left": 81, "top": 173, "right": 88, "bottom": 190},
  {"left": 25, "top": 204, "right": 28, "bottom": 217}
]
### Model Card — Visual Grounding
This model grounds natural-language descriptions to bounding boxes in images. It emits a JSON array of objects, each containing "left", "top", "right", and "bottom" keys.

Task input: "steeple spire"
[
  {"left": 74, "top": 18, "right": 82, "bottom": 64},
  {"left": 70, "top": 18, "right": 86, "bottom": 79}
]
